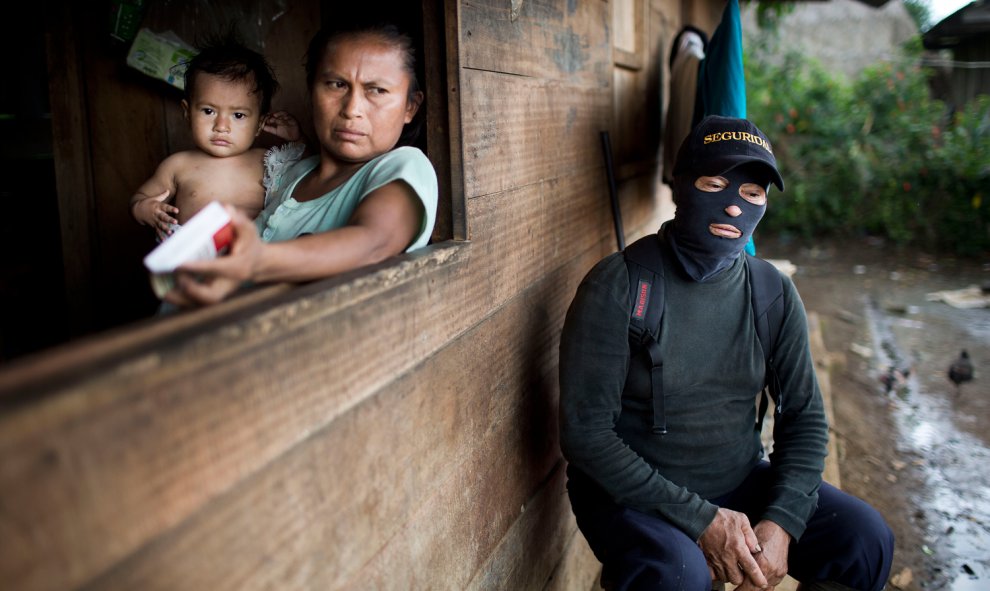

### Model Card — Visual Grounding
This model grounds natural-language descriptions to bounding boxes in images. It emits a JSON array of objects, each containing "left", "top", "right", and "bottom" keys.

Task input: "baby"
[{"left": 130, "top": 36, "right": 301, "bottom": 240}]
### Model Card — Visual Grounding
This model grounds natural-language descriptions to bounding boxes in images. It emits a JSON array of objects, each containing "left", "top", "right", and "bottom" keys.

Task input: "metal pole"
[{"left": 600, "top": 131, "right": 626, "bottom": 251}]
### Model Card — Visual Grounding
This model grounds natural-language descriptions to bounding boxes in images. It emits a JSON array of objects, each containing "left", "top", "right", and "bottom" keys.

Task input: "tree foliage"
[
  {"left": 746, "top": 39, "right": 990, "bottom": 255},
  {"left": 903, "top": 0, "right": 932, "bottom": 31}
]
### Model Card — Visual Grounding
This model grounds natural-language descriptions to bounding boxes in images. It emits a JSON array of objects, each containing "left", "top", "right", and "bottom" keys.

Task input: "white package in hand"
[{"left": 143, "top": 201, "right": 234, "bottom": 298}]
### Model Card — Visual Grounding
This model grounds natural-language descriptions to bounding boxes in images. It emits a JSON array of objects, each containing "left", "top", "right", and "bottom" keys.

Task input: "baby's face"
[{"left": 182, "top": 72, "right": 264, "bottom": 158}]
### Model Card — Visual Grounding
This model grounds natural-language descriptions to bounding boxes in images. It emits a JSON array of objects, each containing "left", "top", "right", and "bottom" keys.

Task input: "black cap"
[{"left": 672, "top": 115, "right": 785, "bottom": 191}]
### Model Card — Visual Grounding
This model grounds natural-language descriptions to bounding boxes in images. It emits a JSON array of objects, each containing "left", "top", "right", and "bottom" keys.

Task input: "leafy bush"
[{"left": 746, "top": 39, "right": 990, "bottom": 255}]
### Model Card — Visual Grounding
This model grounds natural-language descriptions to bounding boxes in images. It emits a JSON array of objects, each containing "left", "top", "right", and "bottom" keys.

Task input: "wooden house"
[
  {"left": 0, "top": 1, "right": 727, "bottom": 588},
  {"left": 923, "top": 0, "right": 990, "bottom": 110}
]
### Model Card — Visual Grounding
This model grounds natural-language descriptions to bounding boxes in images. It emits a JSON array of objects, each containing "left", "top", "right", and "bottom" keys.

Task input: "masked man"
[{"left": 559, "top": 116, "right": 893, "bottom": 591}]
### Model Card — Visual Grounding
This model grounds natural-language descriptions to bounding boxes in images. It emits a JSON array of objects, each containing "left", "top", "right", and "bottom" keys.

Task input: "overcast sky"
[{"left": 928, "top": 0, "right": 971, "bottom": 23}]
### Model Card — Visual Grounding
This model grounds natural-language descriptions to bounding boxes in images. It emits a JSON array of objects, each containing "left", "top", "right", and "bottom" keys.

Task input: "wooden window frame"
[
  {"left": 613, "top": 0, "right": 646, "bottom": 72},
  {"left": 4, "top": 0, "right": 467, "bottom": 374}
]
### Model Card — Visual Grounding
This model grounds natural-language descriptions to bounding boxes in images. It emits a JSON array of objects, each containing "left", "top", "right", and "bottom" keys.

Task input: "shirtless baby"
[{"left": 130, "top": 36, "right": 300, "bottom": 240}]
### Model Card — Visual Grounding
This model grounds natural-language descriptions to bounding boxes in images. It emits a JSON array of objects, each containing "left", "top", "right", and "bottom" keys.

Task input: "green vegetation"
[
  {"left": 746, "top": 40, "right": 990, "bottom": 255},
  {"left": 903, "top": 0, "right": 933, "bottom": 32}
]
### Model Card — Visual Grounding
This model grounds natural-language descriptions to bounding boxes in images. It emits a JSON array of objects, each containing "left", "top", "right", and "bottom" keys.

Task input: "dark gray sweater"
[{"left": 558, "top": 238, "right": 828, "bottom": 542}]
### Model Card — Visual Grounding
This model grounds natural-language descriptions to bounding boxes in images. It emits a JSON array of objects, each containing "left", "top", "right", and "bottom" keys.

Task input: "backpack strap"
[
  {"left": 747, "top": 255, "right": 786, "bottom": 433},
  {"left": 624, "top": 234, "right": 668, "bottom": 434},
  {"left": 624, "top": 238, "right": 786, "bottom": 437}
]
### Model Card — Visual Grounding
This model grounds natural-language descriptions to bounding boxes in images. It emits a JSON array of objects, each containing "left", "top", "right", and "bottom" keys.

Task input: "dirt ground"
[{"left": 760, "top": 235, "right": 990, "bottom": 591}]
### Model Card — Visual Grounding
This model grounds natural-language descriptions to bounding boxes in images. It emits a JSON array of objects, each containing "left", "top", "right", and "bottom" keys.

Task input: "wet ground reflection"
[{"left": 865, "top": 297, "right": 990, "bottom": 589}]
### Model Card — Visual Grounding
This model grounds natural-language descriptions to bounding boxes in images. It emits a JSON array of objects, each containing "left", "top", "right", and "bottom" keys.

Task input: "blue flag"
[
  {"left": 696, "top": 0, "right": 757, "bottom": 255},
  {"left": 697, "top": 0, "right": 747, "bottom": 120}
]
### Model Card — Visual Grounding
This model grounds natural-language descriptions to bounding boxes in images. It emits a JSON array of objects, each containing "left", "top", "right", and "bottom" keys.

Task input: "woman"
[{"left": 166, "top": 24, "right": 438, "bottom": 307}]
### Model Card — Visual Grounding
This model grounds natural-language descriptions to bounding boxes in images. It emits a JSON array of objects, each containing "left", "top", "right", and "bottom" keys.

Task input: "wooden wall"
[
  {"left": 0, "top": 1, "right": 722, "bottom": 589},
  {"left": 950, "top": 35, "right": 990, "bottom": 110}
]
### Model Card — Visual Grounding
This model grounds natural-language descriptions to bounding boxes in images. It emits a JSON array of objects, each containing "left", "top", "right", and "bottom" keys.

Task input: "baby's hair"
[
  {"left": 184, "top": 33, "right": 279, "bottom": 114},
  {"left": 304, "top": 23, "right": 423, "bottom": 146}
]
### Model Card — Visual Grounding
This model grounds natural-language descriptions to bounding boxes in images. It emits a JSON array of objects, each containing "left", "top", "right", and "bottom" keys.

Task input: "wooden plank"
[
  {"left": 443, "top": 0, "right": 470, "bottom": 241},
  {"left": 466, "top": 168, "right": 616, "bottom": 303},
  {"left": 353, "top": 253, "right": 598, "bottom": 588},
  {"left": 617, "top": 169, "right": 670, "bottom": 244},
  {"left": 349, "top": 261, "right": 582, "bottom": 590},
  {"left": 613, "top": 0, "right": 645, "bottom": 70},
  {"left": 424, "top": 0, "right": 465, "bottom": 242},
  {"left": 808, "top": 312, "right": 842, "bottom": 489},
  {"left": 466, "top": 464, "right": 576, "bottom": 590},
  {"left": 0, "top": 146, "right": 628, "bottom": 397},
  {"left": 461, "top": 0, "right": 610, "bottom": 86},
  {"left": 611, "top": 62, "right": 661, "bottom": 171},
  {"left": 0, "top": 162, "right": 623, "bottom": 591},
  {"left": 0, "top": 234, "right": 632, "bottom": 588},
  {"left": 0, "top": 249, "right": 479, "bottom": 591},
  {"left": 610, "top": 1, "right": 669, "bottom": 175},
  {"left": 76, "top": 241, "right": 605, "bottom": 590},
  {"left": 543, "top": 525, "right": 602, "bottom": 591},
  {"left": 461, "top": 70, "right": 611, "bottom": 199}
]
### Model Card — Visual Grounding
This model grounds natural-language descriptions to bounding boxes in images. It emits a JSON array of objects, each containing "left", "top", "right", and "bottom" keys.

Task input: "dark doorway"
[{"left": 0, "top": 3, "right": 69, "bottom": 362}]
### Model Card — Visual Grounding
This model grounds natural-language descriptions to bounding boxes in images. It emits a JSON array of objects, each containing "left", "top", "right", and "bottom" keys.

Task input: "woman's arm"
[
  {"left": 257, "top": 179, "right": 423, "bottom": 282},
  {"left": 165, "top": 179, "right": 424, "bottom": 306}
]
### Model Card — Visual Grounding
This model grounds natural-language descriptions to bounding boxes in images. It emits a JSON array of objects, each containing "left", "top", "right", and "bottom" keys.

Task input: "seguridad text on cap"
[{"left": 672, "top": 115, "right": 785, "bottom": 191}]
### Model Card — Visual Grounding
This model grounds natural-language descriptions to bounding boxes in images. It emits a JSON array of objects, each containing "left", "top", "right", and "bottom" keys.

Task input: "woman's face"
[{"left": 311, "top": 34, "right": 422, "bottom": 164}]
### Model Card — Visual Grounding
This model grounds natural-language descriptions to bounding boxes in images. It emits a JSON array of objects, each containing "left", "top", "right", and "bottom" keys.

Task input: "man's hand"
[
  {"left": 132, "top": 190, "right": 179, "bottom": 240},
  {"left": 163, "top": 206, "right": 261, "bottom": 307},
  {"left": 699, "top": 508, "right": 768, "bottom": 589},
  {"left": 733, "top": 520, "right": 791, "bottom": 591}
]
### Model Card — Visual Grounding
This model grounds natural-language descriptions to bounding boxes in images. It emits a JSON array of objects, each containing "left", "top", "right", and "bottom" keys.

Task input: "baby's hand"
[
  {"left": 263, "top": 111, "right": 303, "bottom": 142},
  {"left": 132, "top": 190, "right": 179, "bottom": 240}
]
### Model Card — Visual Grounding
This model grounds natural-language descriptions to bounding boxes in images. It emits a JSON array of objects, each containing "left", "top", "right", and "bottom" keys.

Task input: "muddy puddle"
[
  {"left": 864, "top": 297, "right": 990, "bottom": 589},
  {"left": 761, "top": 236, "right": 990, "bottom": 590}
]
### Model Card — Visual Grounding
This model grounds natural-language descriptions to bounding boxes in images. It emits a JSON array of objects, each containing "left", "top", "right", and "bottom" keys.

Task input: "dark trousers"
[{"left": 567, "top": 463, "right": 894, "bottom": 591}]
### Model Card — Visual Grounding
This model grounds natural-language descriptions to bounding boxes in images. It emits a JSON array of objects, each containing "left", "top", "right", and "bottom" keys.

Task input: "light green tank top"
[{"left": 256, "top": 146, "right": 438, "bottom": 251}]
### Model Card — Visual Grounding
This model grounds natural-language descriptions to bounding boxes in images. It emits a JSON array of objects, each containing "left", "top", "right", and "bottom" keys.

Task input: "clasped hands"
[{"left": 698, "top": 508, "right": 791, "bottom": 591}]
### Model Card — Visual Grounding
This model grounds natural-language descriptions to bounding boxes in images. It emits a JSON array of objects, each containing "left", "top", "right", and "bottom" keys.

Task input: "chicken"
[{"left": 948, "top": 350, "right": 974, "bottom": 395}]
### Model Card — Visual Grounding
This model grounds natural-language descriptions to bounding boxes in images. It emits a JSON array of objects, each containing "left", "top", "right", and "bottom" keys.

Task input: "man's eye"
[
  {"left": 739, "top": 184, "right": 767, "bottom": 204},
  {"left": 695, "top": 176, "right": 728, "bottom": 192},
  {"left": 369, "top": 87, "right": 387, "bottom": 95}
]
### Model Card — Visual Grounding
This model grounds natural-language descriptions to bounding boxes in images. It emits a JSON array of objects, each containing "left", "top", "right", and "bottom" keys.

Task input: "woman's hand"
[
  {"left": 132, "top": 190, "right": 179, "bottom": 240},
  {"left": 263, "top": 111, "right": 304, "bottom": 143},
  {"left": 163, "top": 206, "right": 263, "bottom": 307},
  {"left": 699, "top": 507, "right": 768, "bottom": 589}
]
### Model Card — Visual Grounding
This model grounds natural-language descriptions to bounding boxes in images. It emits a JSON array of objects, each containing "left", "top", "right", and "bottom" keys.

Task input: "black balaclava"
[
  {"left": 667, "top": 115, "right": 784, "bottom": 282},
  {"left": 668, "top": 163, "right": 771, "bottom": 282}
]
